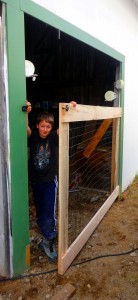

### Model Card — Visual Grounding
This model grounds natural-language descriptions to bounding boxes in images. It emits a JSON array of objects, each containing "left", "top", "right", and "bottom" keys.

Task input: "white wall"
[{"left": 32, "top": 0, "right": 138, "bottom": 191}]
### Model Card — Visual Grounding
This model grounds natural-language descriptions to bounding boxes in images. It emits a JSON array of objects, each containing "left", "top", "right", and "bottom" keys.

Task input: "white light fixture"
[
  {"left": 115, "top": 79, "right": 124, "bottom": 90},
  {"left": 104, "top": 91, "right": 118, "bottom": 102},
  {"left": 104, "top": 79, "right": 124, "bottom": 101},
  {"left": 25, "top": 60, "right": 38, "bottom": 81}
]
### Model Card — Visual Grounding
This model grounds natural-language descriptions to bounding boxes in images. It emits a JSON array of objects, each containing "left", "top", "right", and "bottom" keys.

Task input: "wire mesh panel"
[
  {"left": 58, "top": 103, "right": 122, "bottom": 275},
  {"left": 68, "top": 120, "right": 112, "bottom": 245}
]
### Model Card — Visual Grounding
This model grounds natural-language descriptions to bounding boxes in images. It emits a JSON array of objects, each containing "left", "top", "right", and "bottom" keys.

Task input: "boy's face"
[{"left": 36, "top": 120, "right": 52, "bottom": 139}]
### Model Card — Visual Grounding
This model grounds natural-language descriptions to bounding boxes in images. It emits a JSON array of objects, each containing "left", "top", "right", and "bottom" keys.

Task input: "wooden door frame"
[{"left": 58, "top": 103, "right": 122, "bottom": 275}]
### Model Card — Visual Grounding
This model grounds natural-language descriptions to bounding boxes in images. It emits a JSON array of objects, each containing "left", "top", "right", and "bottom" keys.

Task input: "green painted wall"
[{"left": 6, "top": 2, "right": 30, "bottom": 275}]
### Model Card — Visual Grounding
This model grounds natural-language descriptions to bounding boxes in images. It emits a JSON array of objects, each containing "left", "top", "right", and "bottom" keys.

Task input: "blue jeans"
[{"left": 32, "top": 177, "right": 58, "bottom": 240}]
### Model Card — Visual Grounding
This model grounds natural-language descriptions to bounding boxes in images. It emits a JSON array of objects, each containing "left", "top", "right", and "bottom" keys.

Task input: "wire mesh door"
[{"left": 58, "top": 103, "right": 122, "bottom": 275}]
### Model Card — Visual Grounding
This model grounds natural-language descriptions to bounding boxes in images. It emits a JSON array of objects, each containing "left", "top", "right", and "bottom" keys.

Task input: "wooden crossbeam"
[
  {"left": 83, "top": 119, "right": 113, "bottom": 158},
  {"left": 61, "top": 104, "right": 122, "bottom": 122}
]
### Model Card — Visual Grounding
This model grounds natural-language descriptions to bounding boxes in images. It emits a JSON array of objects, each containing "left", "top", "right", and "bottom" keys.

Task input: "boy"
[{"left": 27, "top": 100, "right": 76, "bottom": 261}]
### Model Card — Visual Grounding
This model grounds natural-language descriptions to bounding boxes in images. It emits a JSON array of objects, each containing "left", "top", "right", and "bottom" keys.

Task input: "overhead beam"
[{"left": 61, "top": 103, "right": 122, "bottom": 123}]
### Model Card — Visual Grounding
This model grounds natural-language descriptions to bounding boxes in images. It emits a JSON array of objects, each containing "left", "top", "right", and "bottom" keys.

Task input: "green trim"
[
  {"left": 1, "top": 0, "right": 20, "bottom": 8},
  {"left": 6, "top": 3, "right": 29, "bottom": 275},
  {"left": 20, "top": 0, "right": 124, "bottom": 63}
]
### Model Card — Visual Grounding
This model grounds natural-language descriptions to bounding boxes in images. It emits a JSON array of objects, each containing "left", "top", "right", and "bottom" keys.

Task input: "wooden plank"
[
  {"left": 111, "top": 119, "right": 117, "bottom": 191},
  {"left": 111, "top": 64, "right": 120, "bottom": 190},
  {"left": 58, "top": 186, "right": 119, "bottom": 275},
  {"left": 115, "top": 119, "right": 120, "bottom": 187},
  {"left": 58, "top": 104, "right": 69, "bottom": 271},
  {"left": 51, "top": 283, "right": 76, "bottom": 300},
  {"left": 111, "top": 118, "right": 120, "bottom": 191},
  {"left": 83, "top": 119, "right": 112, "bottom": 158},
  {"left": 61, "top": 103, "right": 122, "bottom": 123}
]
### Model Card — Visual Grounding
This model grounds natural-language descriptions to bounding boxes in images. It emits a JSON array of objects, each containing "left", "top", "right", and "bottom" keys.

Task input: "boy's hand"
[
  {"left": 26, "top": 100, "right": 32, "bottom": 113},
  {"left": 69, "top": 101, "right": 77, "bottom": 107}
]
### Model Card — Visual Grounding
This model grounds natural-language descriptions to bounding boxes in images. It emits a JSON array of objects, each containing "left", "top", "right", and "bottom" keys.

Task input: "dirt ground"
[{"left": 0, "top": 177, "right": 138, "bottom": 300}]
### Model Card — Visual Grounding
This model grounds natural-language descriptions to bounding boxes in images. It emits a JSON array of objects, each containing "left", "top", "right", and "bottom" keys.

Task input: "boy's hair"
[{"left": 36, "top": 112, "right": 54, "bottom": 127}]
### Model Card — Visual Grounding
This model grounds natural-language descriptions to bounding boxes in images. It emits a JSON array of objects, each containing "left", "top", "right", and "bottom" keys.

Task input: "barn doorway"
[{"left": 24, "top": 14, "right": 121, "bottom": 271}]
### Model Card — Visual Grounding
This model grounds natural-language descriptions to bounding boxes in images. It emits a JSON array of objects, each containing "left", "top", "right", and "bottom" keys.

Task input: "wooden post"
[
  {"left": 58, "top": 103, "right": 69, "bottom": 271},
  {"left": 111, "top": 118, "right": 120, "bottom": 191}
]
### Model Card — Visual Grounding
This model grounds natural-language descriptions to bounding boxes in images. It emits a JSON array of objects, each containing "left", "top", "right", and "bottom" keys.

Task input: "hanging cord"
[{"left": 0, "top": 247, "right": 137, "bottom": 283}]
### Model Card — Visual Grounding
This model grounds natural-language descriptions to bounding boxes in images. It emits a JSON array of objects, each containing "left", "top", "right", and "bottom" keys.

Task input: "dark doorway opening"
[
  {"left": 24, "top": 14, "right": 119, "bottom": 270},
  {"left": 25, "top": 14, "right": 118, "bottom": 129}
]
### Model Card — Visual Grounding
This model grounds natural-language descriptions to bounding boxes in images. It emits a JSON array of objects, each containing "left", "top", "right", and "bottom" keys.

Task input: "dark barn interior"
[
  {"left": 25, "top": 14, "right": 118, "bottom": 129},
  {"left": 25, "top": 14, "right": 120, "bottom": 263}
]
